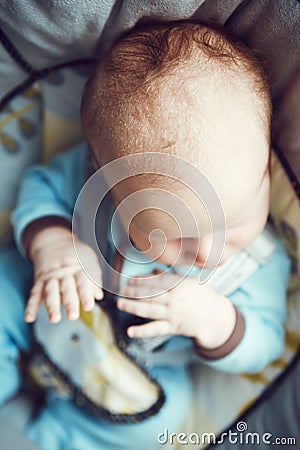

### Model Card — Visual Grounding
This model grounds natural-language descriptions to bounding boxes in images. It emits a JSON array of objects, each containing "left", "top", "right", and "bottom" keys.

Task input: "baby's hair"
[
  {"left": 103, "top": 20, "right": 268, "bottom": 93},
  {"left": 82, "top": 19, "right": 271, "bottom": 164}
]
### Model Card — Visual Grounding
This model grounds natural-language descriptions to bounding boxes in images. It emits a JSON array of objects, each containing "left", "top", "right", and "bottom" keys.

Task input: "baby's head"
[{"left": 81, "top": 20, "right": 271, "bottom": 267}]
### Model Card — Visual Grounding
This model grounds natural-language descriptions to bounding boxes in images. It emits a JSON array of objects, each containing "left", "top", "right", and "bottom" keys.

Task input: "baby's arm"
[
  {"left": 203, "top": 239, "right": 290, "bottom": 374},
  {"left": 118, "top": 239, "right": 290, "bottom": 373},
  {"left": 12, "top": 143, "right": 103, "bottom": 322}
]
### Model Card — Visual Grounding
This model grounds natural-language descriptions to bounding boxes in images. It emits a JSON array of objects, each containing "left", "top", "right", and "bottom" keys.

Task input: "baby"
[
  {"left": 25, "top": 20, "right": 275, "bottom": 347},
  {"left": 1, "top": 20, "right": 290, "bottom": 450}
]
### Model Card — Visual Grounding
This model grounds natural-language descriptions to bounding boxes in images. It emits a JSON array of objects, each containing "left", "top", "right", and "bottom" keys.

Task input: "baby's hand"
[
  {"left": 117, "top": 273, "right": 236, "bottom": 349},
  {"left": 25, "top": 226, "right": 103, "bottom": 323}
]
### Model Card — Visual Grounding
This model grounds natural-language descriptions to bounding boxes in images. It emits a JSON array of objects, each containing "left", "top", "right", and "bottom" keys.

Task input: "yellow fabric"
[
  {"left": 0, "top": 86, "right": 42, "bottom": 246},
  {"left": 0, "top": 106, "right": 84, "bottom": 246},
  {"left": 30, "top": 304, "right": 161, "bottom": 416},
  {"left": 42, "top": 110, "right": 84, "bottom": 163}
]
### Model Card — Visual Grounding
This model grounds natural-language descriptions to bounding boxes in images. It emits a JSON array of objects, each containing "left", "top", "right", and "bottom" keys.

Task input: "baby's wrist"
[
  {"left": 24, "top": 217, "right": 71, "bottom": 260},
  {"left": 193, "top": 296, "right": 238, "bottom": 349},
  {"left": 193, "top": 304, "right": 245, "bottom": 360}
]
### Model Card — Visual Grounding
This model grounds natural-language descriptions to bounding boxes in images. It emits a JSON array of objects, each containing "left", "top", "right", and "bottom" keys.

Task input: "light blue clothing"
[
  {"left": 0, "top": 142, "right": 290, "bottom": 450},
  {"left": 0, "top": 247, "right": 32, "bottom": 405},
  {"left": 11, "top": 142, "right": 291, "bottom": 374},
  {"left": 12, "top": 143, "right": 87, "bottom": 252}
]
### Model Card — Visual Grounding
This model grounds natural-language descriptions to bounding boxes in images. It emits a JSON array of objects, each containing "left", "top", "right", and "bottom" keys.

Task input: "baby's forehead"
[
  {"left": 104, "top": 58, "right": 269, "bottom": 163},
  {"left": 111, "top": 91, "right": 269, "bottom": 203}
]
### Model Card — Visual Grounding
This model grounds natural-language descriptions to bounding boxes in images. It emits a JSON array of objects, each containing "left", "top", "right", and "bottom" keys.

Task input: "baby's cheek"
[
  {"left": 223, "top": 219, "right": 264, "bottom": 261},
  {"left": 157, "top": 241, "right": 181, "bottom": 265}
]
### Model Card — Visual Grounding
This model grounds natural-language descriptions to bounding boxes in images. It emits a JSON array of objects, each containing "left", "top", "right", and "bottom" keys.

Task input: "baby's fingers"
[
  {"left": 74, "top": 271, "right": 98, "bottom": 311},
  {"left": 120, "top": 285, "right": 168, "bottom": 301},
  {"left": 117, "top": 298, "right": 168, "bottom": 320},
  {"left": 127, "top": 320, "right": 171, "bottom": 338},
  {"left": 44, "top": 278, "right": 62, "bottom": 323},
  {"left": 60, "top": 276, "right": 80, "bottom": 320},
  {"left": 127, "top": 272, "right": 181, "bottom": 290},
  {"left": 25, "top": 280, "right": 44, "bottom": 322}
]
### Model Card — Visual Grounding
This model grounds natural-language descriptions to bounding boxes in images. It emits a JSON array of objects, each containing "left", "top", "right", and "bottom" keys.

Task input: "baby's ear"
[{"left": 88, "top": 148, "right": 99, "bottom": 170}]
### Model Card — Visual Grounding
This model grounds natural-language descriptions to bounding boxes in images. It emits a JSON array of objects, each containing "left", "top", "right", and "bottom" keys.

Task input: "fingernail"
[
  {"left": 67, "top": 309, "right": 79, "bottom": 320},
  {"left": 50, "top": 315, "right": 60, "bottom": 323},
  {"left": 83, "top": 302, "right": 94, "bottom": 311},
  {"left": 127, "top": 327, "right": 136, "bottom": 338},
  {"left": 24, "top": 313, "right": 33, "bottom": 323}
]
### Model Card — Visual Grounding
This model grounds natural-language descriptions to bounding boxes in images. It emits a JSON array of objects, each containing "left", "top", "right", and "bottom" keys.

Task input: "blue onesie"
[{"left": 0, "top": 142, "right": 290, "bottom": 450}]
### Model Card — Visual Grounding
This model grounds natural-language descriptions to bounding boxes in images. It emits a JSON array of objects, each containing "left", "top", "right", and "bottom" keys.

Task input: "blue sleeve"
[
  {"left": 11, "top": 142, "right": 88, "bottom": 255},
  {"left": 199, "top": 239, "right": 290, "bottom": 374}
]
